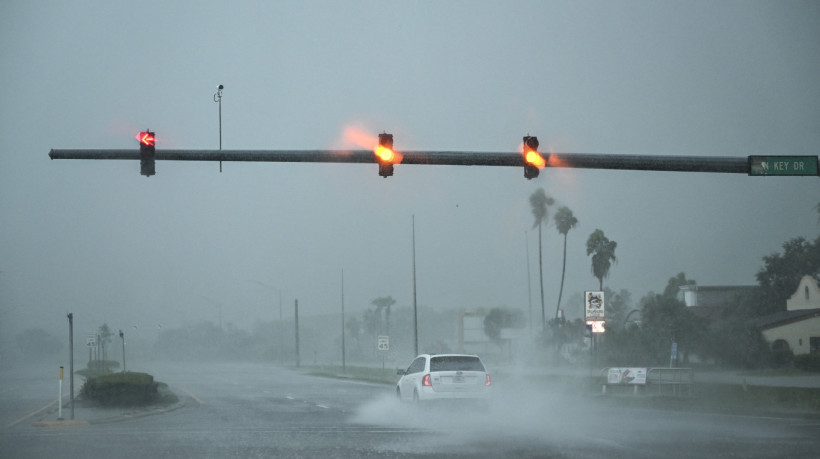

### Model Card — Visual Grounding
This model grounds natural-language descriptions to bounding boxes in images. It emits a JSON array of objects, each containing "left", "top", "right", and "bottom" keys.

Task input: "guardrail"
[{"left": 600, "top": 367, "right": 694, "bottom": 396}]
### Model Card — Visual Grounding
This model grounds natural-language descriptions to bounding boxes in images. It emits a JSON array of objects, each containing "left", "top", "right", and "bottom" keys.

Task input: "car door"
[{"left": 400, "top": 357, "right": 426, "bottom": 399}]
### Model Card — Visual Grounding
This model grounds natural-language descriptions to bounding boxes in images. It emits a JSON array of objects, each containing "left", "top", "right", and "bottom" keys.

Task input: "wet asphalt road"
[{"left": 2, "top": 361, "right": 820, "bottom": 458}]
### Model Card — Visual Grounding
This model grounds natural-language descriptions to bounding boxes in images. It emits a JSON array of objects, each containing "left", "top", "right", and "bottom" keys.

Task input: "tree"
[
  {"left": 529, "top": 188, "right": 555, "bottom": 331},
  {"left": 815, "top": 201, "right": 820, "bottom": 225},
  {"left": 663, "top": 272, "right": 696, "bottom": 299},
  {"left": 603, "top": 287, "right": 633, "bottom": 331},
  {"left": 371, "top": 296, "right": 397, "bottom": 335},
  {"left": 755, "top": 235, "right": 820, "bottom": 316},
  {"left": 362, "top": 308, "right": 382, "bottom": 338},
  {"left": 586, "top": 229, "right": 617, "bottom": 291},
  {"left": 554, "top": 206, "right": 578, "bottom": 318},
  {"left": 703, "top": 310, "right": 773, "bottom": 369},
  {"left": 98, "top": 323, "right": 114, "bottom": 361},
  {"left": 483, "top": 307, "right": 525, "bottom": 345},
  {"left": 639, "top": 293, "right": 703, "bottom": 365},
  {"left": 345, "top": 316, "right": 363, "bottom": 359}
]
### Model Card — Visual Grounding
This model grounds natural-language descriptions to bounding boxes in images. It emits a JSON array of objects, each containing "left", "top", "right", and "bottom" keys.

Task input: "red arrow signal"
[{"left": 136, "top": 132, "right": 155, "bottom": 146}]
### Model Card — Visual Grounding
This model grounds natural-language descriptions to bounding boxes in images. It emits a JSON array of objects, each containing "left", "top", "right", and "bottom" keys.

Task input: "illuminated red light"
[
  {"left": 136, "top": 132, "right": 155, "bottom": 147},
  {"left": 422, "top": 374, "right": 432, "bottom": 386},
  {"left": 485, "top": 374, "right": 491, "bottom": 386}
]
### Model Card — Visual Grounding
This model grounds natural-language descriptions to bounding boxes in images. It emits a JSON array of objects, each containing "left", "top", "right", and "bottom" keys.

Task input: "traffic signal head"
[
  {"left": 523, "top": 135, "right": 545, "bottom": 180},
  {"left": 376, "top": 133, "right": 395, "bottom": 178},
  {"left": 137, "top": 130, "right": 155, "bottom": 177}
]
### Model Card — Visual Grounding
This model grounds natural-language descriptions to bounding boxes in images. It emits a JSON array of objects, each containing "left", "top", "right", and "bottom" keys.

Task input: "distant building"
[
  {"left": 756, "top": 276, "right": 820, "bottom": 355},
  {"left": 679, "top": 284, "right": 760, "bottom": 320},
  {"left": 457, "top": 309, "right": 490, "bottom": 355}
]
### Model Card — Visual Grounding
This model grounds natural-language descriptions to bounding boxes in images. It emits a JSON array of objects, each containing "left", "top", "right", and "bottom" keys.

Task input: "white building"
[{"left": 757, "top": 276, "right": 820, "bottom": 355}]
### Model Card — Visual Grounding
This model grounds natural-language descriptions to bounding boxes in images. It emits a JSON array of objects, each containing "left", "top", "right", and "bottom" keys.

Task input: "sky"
[{"left": 1, "top": 1, "right": 818, "bottom": 347}]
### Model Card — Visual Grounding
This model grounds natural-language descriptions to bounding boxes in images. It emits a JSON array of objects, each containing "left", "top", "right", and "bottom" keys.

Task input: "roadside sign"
[
  {"left": 585, "top": 291, "right": 605, "bottom": 321},
  {"left": 607, "top": 367, "right": 647, "bottom": 385},
  {"left": 86, "top": 336, "right": 96, "bottom": 347},
  {"left": 377, "top": 335, "right": 389, "bottom": 351},
  {"left": 586, "top": 320, "right": 606, "bottom": 333},
  {"left": 749, "top": 155, "right": 818, "bottom": 176}
]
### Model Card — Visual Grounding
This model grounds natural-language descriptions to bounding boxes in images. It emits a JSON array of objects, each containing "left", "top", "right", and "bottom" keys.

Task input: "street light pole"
[
  {"left": 119, "top": 329, "right": 126, "bottom": 372},
  {"left": 213, "top": 84, "right": 223, "bottom": 172},
  {"left": 412, "top": 215, "right": 419, "bottom": 356},
  {"left": 341, "top": 269, "right": 346, "bottom": 373},
  {"left": 294, "top": 299, "right": 300, "bottom": 368},
  {"left": 67, "top": 313, "right": 74, "bottom": 420}
]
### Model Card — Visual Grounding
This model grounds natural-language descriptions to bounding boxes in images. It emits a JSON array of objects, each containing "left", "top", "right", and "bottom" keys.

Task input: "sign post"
[
  {"left": 670, "top": 342, "right": 678, "bottom": 368},
  {"left": 57, "top": 366, "right": 64, "bottom": 420},
  {"left": 585, "top": 291, "right": 605, "bottom": 358},
  {"left": 377, "top": 336, "right": 389, "bottom": 369}
]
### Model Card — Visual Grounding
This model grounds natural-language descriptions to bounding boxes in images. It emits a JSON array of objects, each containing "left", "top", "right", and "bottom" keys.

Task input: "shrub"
[
  {"left": 87, "top": 359, "right": 120, "bottom": 372},
  {"left": 81, "top": 372, "right": 158, "bottom": 406},
  {"left": 794, "top": 353, "right": 820, "bottom": 372},
  {"left": 770, "top": 348, "right": 795, "bottom": 368}
]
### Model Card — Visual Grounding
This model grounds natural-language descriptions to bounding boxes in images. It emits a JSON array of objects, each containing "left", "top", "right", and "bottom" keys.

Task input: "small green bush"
[
  {"left": 794, "top": 353, "right": 820, "bottom": 372},
  {"left": 770, "top": 348, "right": 795, "bottom": 368},
  {"left": 81, "top": 372, "right": 158, "bottom": 406}
]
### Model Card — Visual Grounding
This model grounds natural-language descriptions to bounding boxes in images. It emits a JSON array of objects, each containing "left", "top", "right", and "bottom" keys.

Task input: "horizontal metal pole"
[{"left": 49, "top": 149, "right": 754, "bottom": 174}]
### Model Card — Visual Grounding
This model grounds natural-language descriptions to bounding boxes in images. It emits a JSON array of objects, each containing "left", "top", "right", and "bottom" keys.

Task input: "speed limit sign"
[{"left": 377, "top": 336, "right": 389, "bottom": 351}]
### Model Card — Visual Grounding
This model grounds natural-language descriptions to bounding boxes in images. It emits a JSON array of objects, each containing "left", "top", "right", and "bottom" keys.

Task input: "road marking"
[
  {"left": 4, "top": 400, "right": 57, "bottom": 429},
  {"left": 176, "top": 386, "right": 206, "bottom": 405},
  {"left": 316, "top": 404, "right": 329, "bottom": 409}
]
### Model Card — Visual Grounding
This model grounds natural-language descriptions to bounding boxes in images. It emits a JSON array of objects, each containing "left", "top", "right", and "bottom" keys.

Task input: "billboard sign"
[{"left": 585, "top": 291, "right": 605, "bottom": 320}]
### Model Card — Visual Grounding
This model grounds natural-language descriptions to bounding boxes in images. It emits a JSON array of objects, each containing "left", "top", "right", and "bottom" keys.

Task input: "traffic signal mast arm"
[{"left": 49, "top": 148, "right": 758, "bottom": 174}]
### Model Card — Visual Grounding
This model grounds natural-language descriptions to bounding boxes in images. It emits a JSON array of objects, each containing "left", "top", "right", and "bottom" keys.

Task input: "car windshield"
[{"left": 430, "top": 356, "right": 485, "bottom": 372}]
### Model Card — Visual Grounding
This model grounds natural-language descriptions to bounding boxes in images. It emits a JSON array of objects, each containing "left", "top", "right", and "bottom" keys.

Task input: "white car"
[{"left": 396, "top": 354, "right": 491, "bottom": 403}]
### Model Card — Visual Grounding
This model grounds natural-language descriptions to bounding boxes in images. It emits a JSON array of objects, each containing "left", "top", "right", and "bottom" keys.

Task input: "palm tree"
[
  {"left": 529, "top": 188, "right": 555, "bottom": 331},
  {"left": 371, "top": 296, "right": 396, "bottom": 335},
  {"left": 554, "top": 206, "right": 578, "bottom": 318},
  {"left": 815, "top": 201, "right": 820, "bottom": 225},
  {"left": 586, "top": 229, "right": 617, "bottom": 291}
]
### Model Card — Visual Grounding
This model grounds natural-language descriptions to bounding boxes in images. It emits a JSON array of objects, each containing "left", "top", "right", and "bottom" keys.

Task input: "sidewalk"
[
  {"left": 693, "top": 370, "right": 820, "bottom": 388},
  {"left": 493, "top": 364, "right": 820, "bottom": 388},
  {"left": 31, "top": 396, "right": 184, "bottom": 428}
]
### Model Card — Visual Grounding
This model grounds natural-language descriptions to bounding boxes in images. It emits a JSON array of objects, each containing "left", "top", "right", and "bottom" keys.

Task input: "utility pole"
[
  {"left": 412, "top": 215, "right": 419, "bottom": 356},
  {"left": 294, "top": 299, "right": 300, "bottom": 368},
  {"left": 525, "top": 230, "right": 533, "bottom": 337},
  {"left": 341, "top": 270, "right": 346, "bottom": 373},
  {"left": 67, "top": 313, "right": 74, "bottom": 420},
  {"left": 119, "top": 329, "right": 126, "bottom": 372}
]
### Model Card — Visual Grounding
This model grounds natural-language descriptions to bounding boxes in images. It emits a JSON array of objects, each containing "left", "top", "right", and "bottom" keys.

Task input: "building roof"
[
  {"left": 754, "top": 308, "right": 820, "bottom": 330},
  {"left": 680, "top": 285, "right": 759, "bottom": 308}
]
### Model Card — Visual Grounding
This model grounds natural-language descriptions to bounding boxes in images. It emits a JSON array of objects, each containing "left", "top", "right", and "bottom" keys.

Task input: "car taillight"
[
  {"left": 422, "top": 374, "right": 432, "bottom": 386},
  {"left": 485, "top": 374, "right": 491, "bottom": 386}
]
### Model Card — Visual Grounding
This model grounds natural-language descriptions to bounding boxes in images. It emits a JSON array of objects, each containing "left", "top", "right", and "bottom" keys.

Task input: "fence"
[{"left": 601, "top": 367, "right": 694, "bottom": 396}]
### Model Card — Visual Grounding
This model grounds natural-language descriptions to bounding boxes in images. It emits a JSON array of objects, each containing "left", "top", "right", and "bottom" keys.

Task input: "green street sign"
[{"left": 749, "top": 156, "right": 818, "bottom": 176}]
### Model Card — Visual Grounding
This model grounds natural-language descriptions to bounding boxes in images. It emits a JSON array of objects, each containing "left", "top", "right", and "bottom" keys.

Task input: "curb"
[
  {"left": 32, "top": 419, "right": 89, "bottom": 428},
  {"left": 30, "top": 400, "right": 185, "bottom": 428}
]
